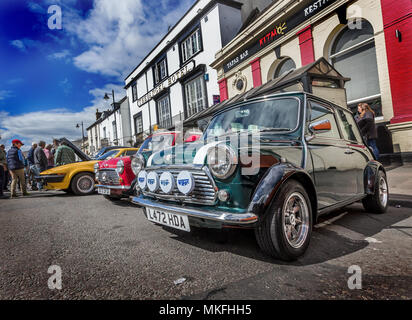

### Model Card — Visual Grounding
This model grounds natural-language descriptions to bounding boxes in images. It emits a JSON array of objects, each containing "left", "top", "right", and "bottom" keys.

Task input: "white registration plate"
[
  {"left": 146, "top": 208, "right": 190, "bottom": 232},
  {"left": 98, "top": 187, "right": 111, "bottom": 195}
]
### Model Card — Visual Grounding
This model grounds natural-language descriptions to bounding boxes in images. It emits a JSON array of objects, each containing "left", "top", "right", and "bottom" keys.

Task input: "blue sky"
[{"left": 0, "top": 0, "right": 195, "bottom": 150}]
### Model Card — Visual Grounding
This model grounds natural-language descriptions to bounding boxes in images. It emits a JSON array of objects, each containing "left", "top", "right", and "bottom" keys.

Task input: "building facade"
[
  {"left": 211, "top": 0, "right": 412, "bottom": 159},
  {"left": 86, "top": 96, "right": 133, "bottom": 155},
  {"left": 124, "top": 0, "right": 243, "bottom": 144}
]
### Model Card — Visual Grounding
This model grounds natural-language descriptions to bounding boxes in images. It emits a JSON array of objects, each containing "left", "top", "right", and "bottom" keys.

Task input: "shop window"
[
  {"left": 153, "top": 58, "right": 168, "bottom": 85},
  {"left": 132, "top": 83, "right": 138, "bottom": 102},
  {"left": 329, "top": 19, "right": 381, "bottom": 111},
  {"left": 181, "top": 28, "right": 202, "bottom": 63},
  {"left": 156, "top": 95, "right": 172, "bottom": 129},
  {"left": 184, "top": 75, "right": 207, "bottom": 118},
  {"left": 274, "top": 58, "right": 296, "bottom": 78}
]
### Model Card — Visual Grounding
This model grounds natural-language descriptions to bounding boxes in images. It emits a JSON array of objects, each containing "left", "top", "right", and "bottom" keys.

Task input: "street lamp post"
[
  {"left": 104, "top": 90, "right": 118, "bottom": 145},
  {"left": 76, "top": 122, "right": 85, "bottom": 152}
]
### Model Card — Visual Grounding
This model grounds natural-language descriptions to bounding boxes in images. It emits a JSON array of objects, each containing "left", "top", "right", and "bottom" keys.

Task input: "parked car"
[
  {"left": 36, "top": 143, "right": 138, "bottom": 195},
  {"left": 132, "top": 92, "right": 388, "bottom": 261},
  {"left": 95, "top": 130, "right": 202, "bottom": 201},
  {"left": 92, "top": 145, "right": 129, "bottom": 159}
]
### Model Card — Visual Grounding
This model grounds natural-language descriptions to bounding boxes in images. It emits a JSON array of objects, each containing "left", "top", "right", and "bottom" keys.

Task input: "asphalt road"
[{"left": 0, "top": 191, "right": 411, "bottom": 300}]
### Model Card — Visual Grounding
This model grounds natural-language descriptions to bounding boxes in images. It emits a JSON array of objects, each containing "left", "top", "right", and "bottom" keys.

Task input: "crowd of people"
[{"left": 0, "top": 139, "right": 76, "bottom": 199}]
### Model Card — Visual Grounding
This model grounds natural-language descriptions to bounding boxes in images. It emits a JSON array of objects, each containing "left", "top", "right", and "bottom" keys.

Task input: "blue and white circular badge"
[
  {"left": 137, "top": 170, "right": 147, "bottom": 190},
  {"left": 176, "top": 171, "right": 195, "bottom": 195},
  {"left": 146, "top": 171, "right": 159, "bottom": 192},
  {"left": 160, "top": 171, "right": 175, "bottom": 194}
]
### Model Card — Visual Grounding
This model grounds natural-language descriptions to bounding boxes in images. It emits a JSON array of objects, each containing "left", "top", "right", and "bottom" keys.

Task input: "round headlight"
[
  {"left": 147, "top": 171, "right": 160, "bottom": 192},
  {"left": 207, "top": 145, "right": 238, "bottom": 180},
  {"left": 176, "top": 171, "right": 195, "bottom": 195},
  {"left": 159, "top": 171, "right": 175, "bottom": 194},
  {"left": 94, "top": 163, "right": 99, "bottom": 174},
  {"left": 131, "top": 154, "right": 145, "bottom": 175},
  {"left": 116, "top": 159, "right": 124, "bottom": 174},
  {"left": 137, "top": 170, "right": 147, "bottom": 190}
]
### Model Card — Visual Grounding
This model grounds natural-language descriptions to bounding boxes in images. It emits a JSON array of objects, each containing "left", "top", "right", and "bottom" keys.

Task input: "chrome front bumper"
[
  {"left": 96, "top": 184, "right": 131, "bottom": 190},
  {"left": 132, "top": 196, "right": 258, "bottom": 226}
]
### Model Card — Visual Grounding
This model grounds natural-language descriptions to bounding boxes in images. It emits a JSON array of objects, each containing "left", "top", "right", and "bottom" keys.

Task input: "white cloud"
[
  {"left": 47, "top": 49, "right": 71, "bottom": 61},
  {"left": 0, "top": 83, "right": 126, "bottom": 151},
  {"left": 63, "top": 0, "right": 194, "bottom": 77},
  {"left": 0, "top": 90, "right": 14, "bottom": 100}
]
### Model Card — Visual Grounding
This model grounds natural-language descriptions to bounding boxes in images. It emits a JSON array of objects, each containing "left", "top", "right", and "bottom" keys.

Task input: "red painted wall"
[
  {"left": 218, "top": 78, "right": 228, "bottom": 102},
  {"left": 250, "top": 57, "right": 262, "bottom": 87},
  {"left": 381, "top": 0, "right": 412, "bottom": 123},
  {"left": 297, "top": 25, "right": 315, "bottom": 66}
]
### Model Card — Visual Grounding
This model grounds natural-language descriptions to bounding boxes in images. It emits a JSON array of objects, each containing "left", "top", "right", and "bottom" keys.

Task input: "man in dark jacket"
[
  {"left": 6, "top": 139, "right": 28, "bottom": 198},
  {"left": 27, "top": 142, "right": 38, "bottom": 190},
  {"left": 34, "top": 140, "right": 48, "bottom": 190}
]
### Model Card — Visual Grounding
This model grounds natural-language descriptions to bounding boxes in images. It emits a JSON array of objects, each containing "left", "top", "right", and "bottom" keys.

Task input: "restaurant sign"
[
  {"left": 137, "top": 60, "right": 195, "bottom": 107},
  {"left": 223, "top": 0, "right": 338, "bottom": 73}
]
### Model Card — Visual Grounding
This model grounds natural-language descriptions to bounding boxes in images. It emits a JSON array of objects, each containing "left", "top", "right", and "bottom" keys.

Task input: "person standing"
[
  {"left": 52, "top": 139, "right": 60, "bottom": 157},
  {"left": 54, "top": 141, "right": 76, "bottom": 166},
  {"left": 27, "top": 142, "right": 38, "bottom": 190},
  {"left": 357, "top": 103, "right": 380, "bottom": 160},
  {"left": 34, "top": 141, "right": 48, "bottom": 190},
  {"left": 0, "top": 144, "right": 8, "bottom": 199},
  {"left": 6, "top": 139, "right": 29, "bottom": 198},
  {"left": 44, "top": 144, "right": 54, "bottom": 169}
]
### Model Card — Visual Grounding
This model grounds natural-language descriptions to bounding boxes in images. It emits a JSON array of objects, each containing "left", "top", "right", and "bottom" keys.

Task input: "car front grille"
[
  {"left": 96, "top": 169, "right": 120, "bottom": 185},
  {"left": 142, "top": 167, "right": 217, "bottom": 205}
]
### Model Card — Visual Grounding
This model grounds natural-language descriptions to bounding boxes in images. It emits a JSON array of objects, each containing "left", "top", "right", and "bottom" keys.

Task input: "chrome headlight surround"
[
  {"left": 206, "top": 145, "right": 238, "bottom": 180},
  {"left": 94, "top": 163, "right": 99, "bottom": 174},
  {"left": 116, "top": 159, "right": 124, "bottom": 174},
  {"left": 131, "top": 154, "right": 145, "bottom": 175}
]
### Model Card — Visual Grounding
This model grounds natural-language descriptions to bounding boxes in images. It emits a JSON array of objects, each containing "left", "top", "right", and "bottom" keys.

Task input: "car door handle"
[{"left": 344, "top": 149, "right": 355, "bottom": 154}]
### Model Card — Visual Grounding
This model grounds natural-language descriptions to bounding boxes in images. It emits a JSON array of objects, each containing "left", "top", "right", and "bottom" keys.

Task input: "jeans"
[
  {"left": 367, "top": 139, "right": 380, "bottom": 160},
  {"left": 30, "top": 165, "right": 43, "bottom": 190}
]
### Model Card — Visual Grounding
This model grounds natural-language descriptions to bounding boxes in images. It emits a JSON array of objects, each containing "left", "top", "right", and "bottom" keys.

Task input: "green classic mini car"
[{"left": 132, "top": 92, "right": 388, "bottom": 261}]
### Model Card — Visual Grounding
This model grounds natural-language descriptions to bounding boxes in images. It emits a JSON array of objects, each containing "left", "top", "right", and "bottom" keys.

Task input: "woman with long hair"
[{"left": 357, "top": 103, "right": 379, "bottom": 159}]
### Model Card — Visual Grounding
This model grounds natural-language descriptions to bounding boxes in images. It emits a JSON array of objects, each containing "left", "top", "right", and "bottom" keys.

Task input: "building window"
[
  {"left": 181, "top": 28, "right": 202, "bottom": 63},
  {"left": 329, "top": 19, "right": 381, "bottom": 114},
  {"left": 103, "top": 127, "right": 106, "bottom": 139},
  {"left": 153, "top": 58, "right": 168, "bottom": 85},
  {"left": 112, "top": 121, "right": 117, "bottom": 141},
  {"left": 134, "top": 112, "right": 143, "bottom": 135},
  {"left": 132, "top": 83, "right": 138, "bottom": 102},
  {"left": 184, "top": 75, "right": 207, "bottom": 118},
  {"left": 274, "top": 57, "right": 296, "bottom": 78},
  {"left": 156, "top": 95, "right": 172, "bottom": 129}
]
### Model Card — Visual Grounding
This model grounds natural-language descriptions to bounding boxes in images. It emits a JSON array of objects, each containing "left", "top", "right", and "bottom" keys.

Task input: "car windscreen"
[
  {"left": 203, "top": 98, "right": 300, "bottom": 140},
  {"left": 97, "top": 149, "right": 119, "bottom": 160},
  {"left": 139, "top": 134, "right": 174, "bottom": 153}
]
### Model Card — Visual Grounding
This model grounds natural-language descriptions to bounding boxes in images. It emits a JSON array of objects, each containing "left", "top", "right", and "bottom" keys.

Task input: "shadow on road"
[{"left": 165, "top": 203, "right": 411, "bottom": 266}]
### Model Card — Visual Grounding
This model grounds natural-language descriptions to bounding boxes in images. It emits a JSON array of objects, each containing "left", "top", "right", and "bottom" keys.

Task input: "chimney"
[{"left": 96, "top": 108, "right": 102, "bottom": 120}]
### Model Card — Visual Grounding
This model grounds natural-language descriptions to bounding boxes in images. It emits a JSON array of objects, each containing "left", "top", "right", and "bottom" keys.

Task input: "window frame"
[
  {"left": 152, "top": 57, "right": 168, "bottom": 85},
  {"left": 133, "top": 111, "right": 143, "bottom": 135},
  {"left": 183, "top": 74, "right": 208, "bottom": 119},
  {"left": 131, "top": 82, "right": 138, "bottom": 102},
  {"left": 156, "top": 94, "right": 172, "bottom": 129},
  {"left": 180, "top": 27, "right": 203, "bottom": 64},
  {"left": 307, "top": 99, "right": 343, "bottom": 142},
  {"left": 335, "top": 108, "right": 364, "bottom": 144}
]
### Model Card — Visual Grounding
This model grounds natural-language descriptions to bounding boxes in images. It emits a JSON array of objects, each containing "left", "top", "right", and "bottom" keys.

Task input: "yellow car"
[{"left": 37, "top": 139, "right": 138, "bottom": 196}]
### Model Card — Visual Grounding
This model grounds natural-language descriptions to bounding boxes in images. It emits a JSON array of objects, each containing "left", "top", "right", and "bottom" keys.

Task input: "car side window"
[
  {"left": 308, "top": 101, "right": 341, "bottom": 139},
  {"left": 336, "top": 109, "right": 363, "bottom": 144},
  {"left": 125, "top": 150, "right": 136, "bottom": 156}
]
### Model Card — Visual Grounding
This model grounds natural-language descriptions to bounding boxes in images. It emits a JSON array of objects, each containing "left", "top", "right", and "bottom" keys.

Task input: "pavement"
[
  {"left": 0, "top": 188, "right": 411, "bottom": 300},
  {"left": 386, "top": 164, "right": 412, "bottom": 208}
]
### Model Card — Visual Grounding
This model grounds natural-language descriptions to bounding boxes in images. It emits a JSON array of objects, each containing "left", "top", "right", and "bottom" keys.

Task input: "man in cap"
[{"left": 6, "top": 139, "right": 29, "bottom": 198}]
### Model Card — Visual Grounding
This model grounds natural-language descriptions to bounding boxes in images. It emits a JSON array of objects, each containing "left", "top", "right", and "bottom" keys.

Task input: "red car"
[{"left": 95, "top": 131, "right": 201, "bottom": 201}]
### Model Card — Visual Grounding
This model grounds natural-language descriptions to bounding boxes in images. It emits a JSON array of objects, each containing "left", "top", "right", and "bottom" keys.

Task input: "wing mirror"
[{"left": 309, "top": 119, "right": 332, "bottom": 133}]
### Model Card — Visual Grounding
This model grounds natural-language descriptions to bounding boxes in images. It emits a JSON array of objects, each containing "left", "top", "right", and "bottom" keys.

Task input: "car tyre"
[
  {"left": 255, "top": 180, "right": 312, "bottom": 261},
  {"left": 362, "top": 170, "right": 388, "bottom": 214},
  {"left": 70, "top": 172, "right": 95, "bottom": 196}
]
